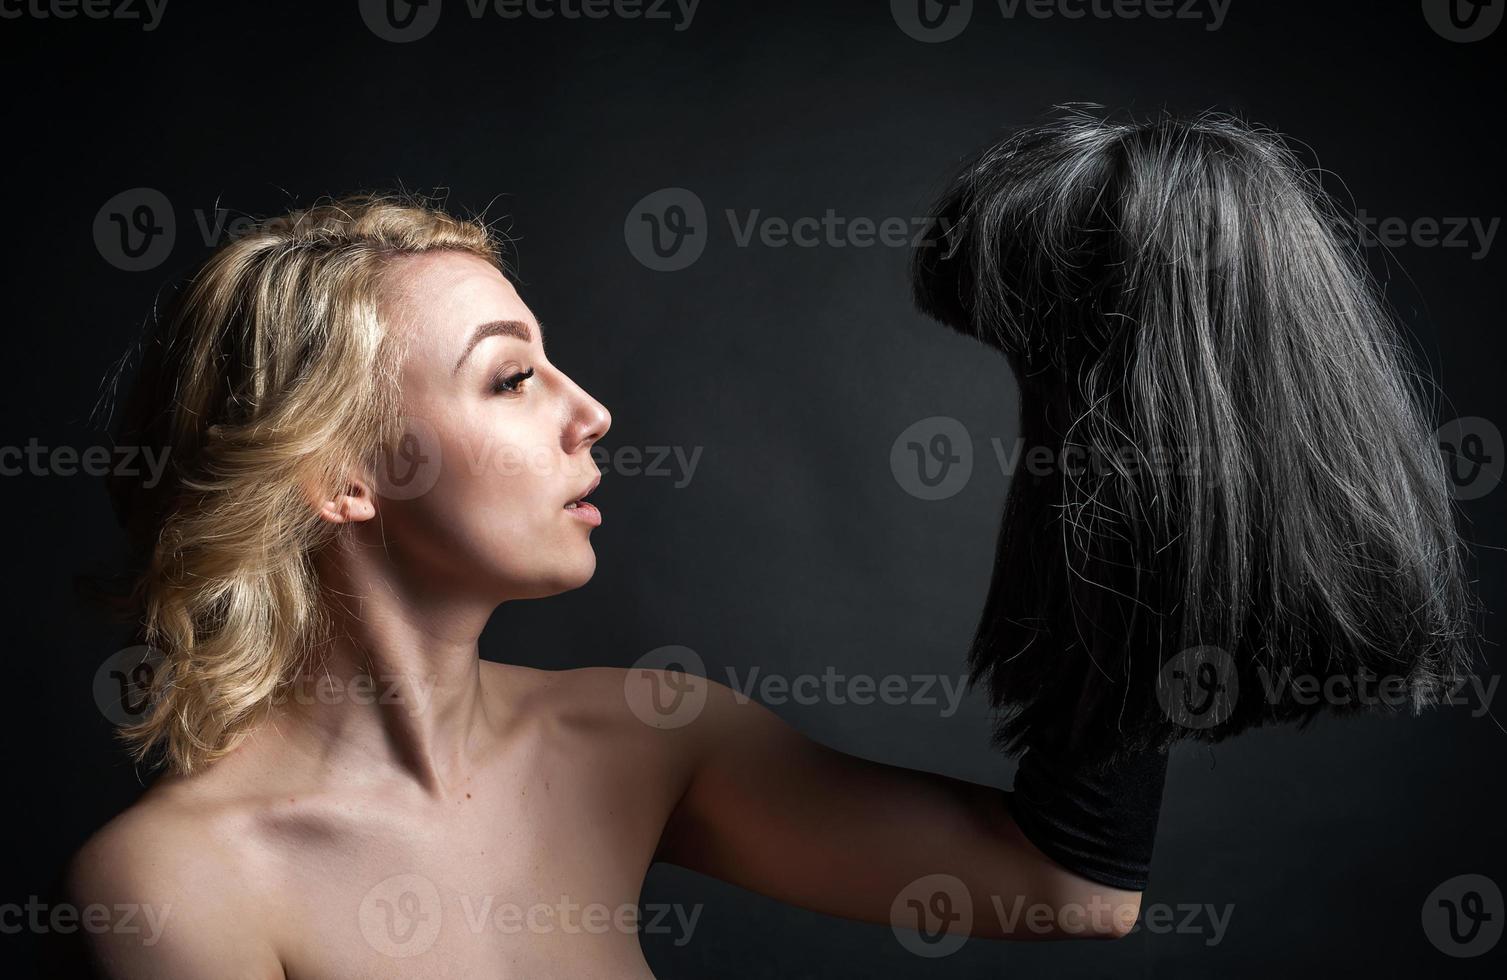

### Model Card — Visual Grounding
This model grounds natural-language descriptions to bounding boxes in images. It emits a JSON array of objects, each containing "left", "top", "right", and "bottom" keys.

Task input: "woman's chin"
[
  {"left": 563, "top": 552, "right": 598, "bottom": 590},
  {"left": 521, "top": 552, "right": 598, "bottom": 599}
]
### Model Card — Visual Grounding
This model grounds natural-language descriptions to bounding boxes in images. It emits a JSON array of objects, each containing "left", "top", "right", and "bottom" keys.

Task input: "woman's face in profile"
[{"left": 369, "top": 250, "right": 612, "bottom": 600}]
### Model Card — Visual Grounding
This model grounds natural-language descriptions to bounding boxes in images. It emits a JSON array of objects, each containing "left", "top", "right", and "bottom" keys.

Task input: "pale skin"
[{"left": 67, "top": 251, "right": 1142, "bottom": 979}]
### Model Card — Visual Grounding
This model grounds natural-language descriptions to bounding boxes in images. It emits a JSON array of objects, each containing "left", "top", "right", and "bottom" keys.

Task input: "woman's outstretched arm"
[{"left": 642, "top": 670, "right": 1143, "bottom": 941}]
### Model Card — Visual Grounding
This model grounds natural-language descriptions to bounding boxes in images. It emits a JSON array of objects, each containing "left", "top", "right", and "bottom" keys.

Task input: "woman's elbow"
[
  {"left": 1084, "top": 893, "right": 1142, "bottom": 940},
  {"left": 1041, "top": 890, "right": 1142, "bottom": 940},
  {"left": 966, "top": 885, "right": 1142, "bottom": 941}
]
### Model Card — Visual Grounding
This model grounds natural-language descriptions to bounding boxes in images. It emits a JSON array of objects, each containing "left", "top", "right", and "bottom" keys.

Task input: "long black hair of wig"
[{"left": 912, "top": 108, "right": 1480, "bottom": 769}]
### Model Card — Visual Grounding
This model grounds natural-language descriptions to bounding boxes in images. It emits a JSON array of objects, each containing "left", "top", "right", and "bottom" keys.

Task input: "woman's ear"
[{"left": 306, "top": 474, "right": 377, "bottom": 525}]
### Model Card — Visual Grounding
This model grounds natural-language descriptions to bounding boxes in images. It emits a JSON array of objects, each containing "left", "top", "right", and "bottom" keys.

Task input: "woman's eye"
[{"left": 492, "top": 367, "right": 535, "bottom": 394}]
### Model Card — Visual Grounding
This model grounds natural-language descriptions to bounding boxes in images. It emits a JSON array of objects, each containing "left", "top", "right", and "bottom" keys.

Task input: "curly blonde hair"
[{"left": 92, "top": 193, "right": 503, "bottom": 775}]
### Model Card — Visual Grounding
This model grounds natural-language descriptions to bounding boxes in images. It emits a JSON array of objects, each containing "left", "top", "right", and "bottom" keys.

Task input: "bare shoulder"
[
  {"left": 477, "top": 661, "right": 755, "bottom": 773},
  {"left": 66, "top": 782, "right": 281, "bottom": 978},
  {"left": 490, "top": 661, "right": 763, "bottom": 733},
  {"left": 507, "top": 662, "right": 790, "bottom": 772}
]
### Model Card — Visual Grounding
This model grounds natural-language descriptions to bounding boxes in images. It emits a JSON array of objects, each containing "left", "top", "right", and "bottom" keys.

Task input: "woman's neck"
[{"left": 268, "top": 545, "right": 508, "bottom": 798}]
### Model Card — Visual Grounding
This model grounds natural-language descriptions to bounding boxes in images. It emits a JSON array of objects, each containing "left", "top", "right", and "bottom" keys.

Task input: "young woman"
[
  {"left": 70, "top": 107, "right": 1476, "bottom": 978},
  {"left": 69, "top": 195, "right": 1142, "bottom": 980}
]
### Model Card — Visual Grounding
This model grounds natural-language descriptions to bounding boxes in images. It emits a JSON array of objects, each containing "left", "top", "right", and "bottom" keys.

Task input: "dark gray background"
[{"left": 3, "top": 0, "right": 1503, "bottom": 976}]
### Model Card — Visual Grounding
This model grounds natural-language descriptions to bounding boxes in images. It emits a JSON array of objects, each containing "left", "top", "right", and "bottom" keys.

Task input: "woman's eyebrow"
[{"left": 452, "top": 319, "right": 536, "bottom": 376}]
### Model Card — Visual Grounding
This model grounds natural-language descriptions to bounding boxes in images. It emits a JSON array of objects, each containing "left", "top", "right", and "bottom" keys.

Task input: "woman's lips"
[{"left": 565, "top": 500, "right": 602, "bottom": 526}]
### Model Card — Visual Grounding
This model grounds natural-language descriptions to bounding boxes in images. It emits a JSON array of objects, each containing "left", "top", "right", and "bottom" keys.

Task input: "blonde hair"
[{"left": 95, "top": 193, "right": 502, "bottom": 775}]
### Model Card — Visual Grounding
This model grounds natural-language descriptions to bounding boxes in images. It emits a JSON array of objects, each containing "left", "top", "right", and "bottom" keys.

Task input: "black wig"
[{"left": 912, "top": 109, "right": 1479, "bottom": 768}]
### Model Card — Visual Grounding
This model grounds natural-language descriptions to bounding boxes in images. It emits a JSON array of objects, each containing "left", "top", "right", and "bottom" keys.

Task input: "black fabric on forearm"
[{"left": 1003, "top": 740, "right": 1169, "bottom": 891}]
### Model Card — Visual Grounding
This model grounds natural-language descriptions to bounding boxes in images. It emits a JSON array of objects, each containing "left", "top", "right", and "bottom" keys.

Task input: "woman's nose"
[{"left": 567, "top": 387, "right": 611, "bottom": 453}]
